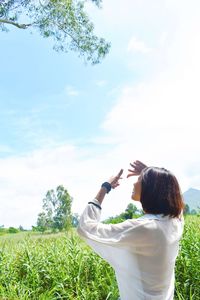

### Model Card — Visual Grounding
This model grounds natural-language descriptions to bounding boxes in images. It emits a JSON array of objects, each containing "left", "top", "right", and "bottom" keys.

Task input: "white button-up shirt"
[{"left": 77, "top": 199, "right": 184, "bottom": 300}]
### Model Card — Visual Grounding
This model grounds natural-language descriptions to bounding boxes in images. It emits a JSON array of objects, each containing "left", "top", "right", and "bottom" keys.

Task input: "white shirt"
[{"left": 77, "top": 199, "right": 184, "bottom": 300}]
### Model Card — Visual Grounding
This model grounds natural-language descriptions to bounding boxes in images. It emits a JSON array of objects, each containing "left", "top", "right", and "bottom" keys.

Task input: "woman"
[{"left": 77, "top": 160, "right": 184, "bottom": 300}]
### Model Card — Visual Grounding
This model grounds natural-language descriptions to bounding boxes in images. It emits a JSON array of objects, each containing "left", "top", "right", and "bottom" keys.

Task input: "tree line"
[
  {"left": 34, "top": 186, "right": 143, "bottom": 232},
  {"left": 183, "top": 204, "right": 199, "bottom": 215},
  {"left": 0, "top": 185, "right": 143, "bottom": 234},
  {"left": 1, "top": 187, "right": 199, "bottom": 234}
]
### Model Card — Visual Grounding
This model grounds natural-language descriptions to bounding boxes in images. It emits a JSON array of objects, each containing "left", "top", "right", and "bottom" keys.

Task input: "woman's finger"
[
  {"left": 130, "top": 162, "right": 146, "bottom": 172},
  {"left": 135, "top": 160, "right": 147, "bottom": 168},
  {"left": 127, "top": 173, "right": 135, "bottom": 178},
  {"left": 112, "top": 183, "right": 120, "bottom": 189},
  {"left": 130, "top": 164, "right": 140, "bottom": 171},
  {"left": 128, "top": 169, "right": 137, "bottom": 173},
  {"left": 117, "top": 169, "right": 123, "bottom": 178},
  {"left": 130, "top": 163, "right": 136, "bottom": 168}
]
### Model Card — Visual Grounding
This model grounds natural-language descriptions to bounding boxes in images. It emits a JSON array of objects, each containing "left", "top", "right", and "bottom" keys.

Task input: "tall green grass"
[
  {"left": 0, "top": 232, "right": 118, "bottom": 299},
  {"left": 0, "top": 216, "right": 199, "bottom": 299},
  {"left": 175, "top": 215, "right": 200, "bottom": 300}
]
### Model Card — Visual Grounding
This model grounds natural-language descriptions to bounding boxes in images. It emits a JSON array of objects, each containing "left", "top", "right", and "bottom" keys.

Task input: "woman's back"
[
  {"left": 78, "top": 206, "right": 184, "bottom": 300},
  {"left": 112, "top": 215, "right": 183, "bottom": 300}
]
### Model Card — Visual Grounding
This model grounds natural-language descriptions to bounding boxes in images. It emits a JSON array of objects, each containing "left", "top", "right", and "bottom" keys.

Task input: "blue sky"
[
  {"left": 0, "top": 30, "right": 118, "bottom": 151},
  {"left": 0, "top": 0, "right": 200, "bottom": 228}
]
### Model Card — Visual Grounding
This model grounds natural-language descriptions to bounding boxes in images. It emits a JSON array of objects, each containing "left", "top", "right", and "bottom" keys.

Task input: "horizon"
[{"left": 0, "top": 186, "right": 199, "bottom": 230}]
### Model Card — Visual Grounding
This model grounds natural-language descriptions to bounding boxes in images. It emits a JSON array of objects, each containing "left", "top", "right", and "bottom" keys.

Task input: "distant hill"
[{"left": 183, "top": 188, "right": 200, "bottom": 211}]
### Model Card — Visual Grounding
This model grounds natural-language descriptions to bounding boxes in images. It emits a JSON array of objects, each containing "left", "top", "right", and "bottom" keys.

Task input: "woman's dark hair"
[{"left": 140, "top": 167, "right": 184, "bottom": 218}]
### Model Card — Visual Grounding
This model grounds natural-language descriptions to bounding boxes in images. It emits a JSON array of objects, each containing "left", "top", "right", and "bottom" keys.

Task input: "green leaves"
[
  {"left": 104, "top": 203, "right": 143, "bottom": 224},
  {"left": 38, "top": 185, "right": 73, "bottom": 232},
  {"left": 0, "top": 0, "right": 110, "bottom": 64},
  {"left": 0, "top": 233, "right": 119, "bottom": 299},
  {"left": 175, "top": 215, "right": 200, "bottom": 299}
]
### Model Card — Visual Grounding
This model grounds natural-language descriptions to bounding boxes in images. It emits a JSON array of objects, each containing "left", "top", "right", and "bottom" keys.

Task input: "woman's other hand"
[{"left": 108, "top": 169, "right": 123, "bottom": 189}]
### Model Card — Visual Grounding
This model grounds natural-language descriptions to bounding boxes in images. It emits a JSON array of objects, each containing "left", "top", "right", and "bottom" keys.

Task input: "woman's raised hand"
[
  {"left": 108, "top": 169, "right": 124, "bottom": 189},
  {"left": 127, "top": 160, "right": 147, "bottom": 178}
]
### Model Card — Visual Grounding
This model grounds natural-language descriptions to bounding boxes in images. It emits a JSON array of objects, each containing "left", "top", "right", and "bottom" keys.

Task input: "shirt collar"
[{"left": 139, "top": 214, "right": 169, "bottom": 221}]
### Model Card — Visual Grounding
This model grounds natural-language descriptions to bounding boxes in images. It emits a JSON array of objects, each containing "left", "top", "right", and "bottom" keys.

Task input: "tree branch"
[{"left": 0, "top": 18, "right": 32, "bottom": 29}]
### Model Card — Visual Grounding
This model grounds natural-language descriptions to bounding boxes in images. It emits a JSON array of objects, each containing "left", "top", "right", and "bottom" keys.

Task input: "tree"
[
  {"left": 8, "top": 227, "right": 18, "bottom": 233},
  {"left": 37, "top": 185, "right": 73, "bottom": 231},
  {"left": 184, "top": 204, "right": 190, "bottom": 215},
  {"left": 72, "top": 213, "right": 79, "bottom": 227},
  {"left": 0, "top": 0, "right": 110, "bottom": 64},
  {"left": 123, "top": 203, "right": 139, "bottom": 220},
  {"left": 18, "top": 225, "right": 24, "bottom": 231},
  {"left": 0, "top": 225, "right": 5, "bottom": 234},
  {"left": 104, "top": 203, "right": 143, "bottom": 224},
  {"left": 36, "top": 212, "right": 49, "bottom": 232}
]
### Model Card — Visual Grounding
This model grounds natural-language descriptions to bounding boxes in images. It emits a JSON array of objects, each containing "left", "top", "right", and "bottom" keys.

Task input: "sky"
[{"left": 0, "top": 0, "right": 200, "bottom": 228}]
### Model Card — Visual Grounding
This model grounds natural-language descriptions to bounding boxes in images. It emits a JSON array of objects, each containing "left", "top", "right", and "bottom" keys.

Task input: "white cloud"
[
  {"left": 0, "top": 145, "right": 13, "bottom": 153},
  {"left": 0, "top": 143, "right": 137, "bottom": 228},
  {"left": 94, "top": 80, "right": 107, "bottom": 87},
  {"left": 65, "top": 85, "right": 79, "bottom": 96},
  {"left": 100, "top": 1, "right": 200, "bottom": 192},
  {"left": 87, "top": 0, "right": 171, "bottom": 30},
  {"left": 159, "top": 31, "right": 169, "bottom": 47},
  {"left": 127, "top": 37, "right": 152, "bottom": 54}
]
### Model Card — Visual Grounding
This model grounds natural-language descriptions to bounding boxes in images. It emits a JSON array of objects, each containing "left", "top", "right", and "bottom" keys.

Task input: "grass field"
[{"left": 0, "top": 216, "right": 199, "bottom": 299}]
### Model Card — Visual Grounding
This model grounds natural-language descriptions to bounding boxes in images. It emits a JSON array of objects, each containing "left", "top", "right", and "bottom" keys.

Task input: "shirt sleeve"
[{"left": 77, "top": 199, "right": 153, "bottom": 267}]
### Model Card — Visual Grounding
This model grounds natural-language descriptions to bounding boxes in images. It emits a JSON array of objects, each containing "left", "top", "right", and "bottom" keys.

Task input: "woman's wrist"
[
  {"left": 95, "top": 187, "right": 107, "bottom": 205},
  {"left": 101, "top": 182, "right": 112, "bottom": 193}
]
